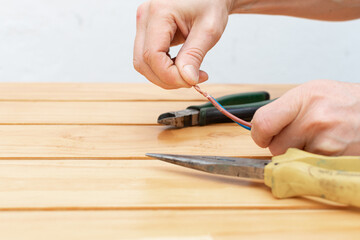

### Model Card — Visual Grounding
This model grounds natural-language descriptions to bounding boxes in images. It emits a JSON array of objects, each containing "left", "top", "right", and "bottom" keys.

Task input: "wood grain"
[
  {"left": 0, "top": 125, "right": 270, "bottom": 158},
  {"left": 0, "top": 83, "right": 295, "bottom": 101},
  {"left": 0, "top": 83, "right": 355, "bottom": 239},
  {"left": 0, "top": 101, "right": 202, "bottom": 124},
  {"left": 0, "top": 210, "right": 359, "bottom": 240},
  {"left": 0, "top": 160, "right": 335, "bottom": 210}
]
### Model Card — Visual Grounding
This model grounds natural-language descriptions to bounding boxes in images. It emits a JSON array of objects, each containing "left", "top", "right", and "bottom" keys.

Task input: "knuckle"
[
  {"left": 251, "top": 115, "right": 273, "bottom": 148},
  {"left": 142, "top": 48, "right": 152, "bottom": 64},
  {"left": 136, "top": 1, "right": 150, "bottom": 21},
  {"left": 183, "top": 47, "right": 205, "bottom": 65},
  {"left": 252, "top": 108, "right": 273, "bottom": 139},
  {"left": 303, "top": 110, "right": 337, "bottom": 133},
  {"left": 136, "top": 5, "right": 144, "bottom": 21},
  {"left": 149, "top": 0, "right": 170, "bottom": 14},
  {"left": 133, "top": 58, "right": 143, "bottom": 73},
  {"left": 203, "top": 21, "right": 223, "bottom": 39},
  {"left": 307, "top": 138, "right": 345, "bottom": 156}
]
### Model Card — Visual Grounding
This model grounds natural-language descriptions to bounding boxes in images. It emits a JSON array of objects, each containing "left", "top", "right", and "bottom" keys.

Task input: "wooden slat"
[
  {"left": 0, "top": 101, "right": 202, "bottom": 124},
  {"left": 0, "top": 125, "right": 270, "bottom": 158},
  {"left": 0, "top": 210, "right": 359, "bottom": 240},
  {"left": 2, "top": 83, "right": 354, "bottom": 240},
  {"left": 0, "top": 160, "right": 335, "bottom": 209},
  {"left": 0, "top": 83, "right": 295, "bottom": 101}
]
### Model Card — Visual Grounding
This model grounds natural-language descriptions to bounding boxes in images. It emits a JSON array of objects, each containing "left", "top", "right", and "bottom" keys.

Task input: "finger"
[
  {"left": 175, "top": 19, "right": 223, "bottom": 85},
  {"left": 305, "top": 135, "right": 344, "bottom": 156},
  {"left": 199, "top": 70, "right": 208, "bottom": 83},
  {"left": 170, "top": 29, "right": 186, "bottom": 47},
  {"left": 144, "top": 15, "right": 191, "bottom": 89},
  {"left": 133, "top": 3, "right": 172, "bottom": 89},
  {"left": 251, "top": 89, "right": 302, "bottom": 148},
  {"left": 304, "top": 129, "right": 350, "bottom": 156},
  {"left": 267, "top": 122, "right": 306, "bottom": 156},
  {"left": 133, "top": 2, "right": 150, "bottom": 73}
]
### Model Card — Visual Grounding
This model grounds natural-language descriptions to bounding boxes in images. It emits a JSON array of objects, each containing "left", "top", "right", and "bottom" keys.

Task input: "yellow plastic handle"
[{"left": 264, "top": 148, "right": 360, "bottom": 207}]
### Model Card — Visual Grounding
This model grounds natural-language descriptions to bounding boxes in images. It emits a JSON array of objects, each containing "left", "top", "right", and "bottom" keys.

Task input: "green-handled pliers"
[{"left": 158, "top": 91, "right": 273, "bottom": 128}]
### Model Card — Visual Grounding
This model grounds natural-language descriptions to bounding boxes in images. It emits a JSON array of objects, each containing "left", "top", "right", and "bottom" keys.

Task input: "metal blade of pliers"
[
  {"left": 147, "top": 153, "right": 270, "bottom": 180},
  {"left": 157, "top": 109, "right": 200, "bottom": 128}
]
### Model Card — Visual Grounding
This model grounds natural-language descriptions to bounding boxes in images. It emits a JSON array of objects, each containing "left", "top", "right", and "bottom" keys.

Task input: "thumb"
[{"left": 175, "top": 21, "right": 223, "bottom": 85}]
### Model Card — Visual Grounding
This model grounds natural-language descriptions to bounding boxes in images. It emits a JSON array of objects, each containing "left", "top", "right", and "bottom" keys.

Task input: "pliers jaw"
[
  {"left": 157, "top": 91, "right": 272, "bottom": 128},
  {"left": 157, "top": 109, "right": 199, "bottom": 128},
  {"left": 146, "top": 153, "right": 270, "bottom": 180}
]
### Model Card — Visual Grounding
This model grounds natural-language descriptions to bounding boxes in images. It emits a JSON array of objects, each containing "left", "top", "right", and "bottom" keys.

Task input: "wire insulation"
[{"left": 193, "top": 85, "right": 252, "bottom": 130}]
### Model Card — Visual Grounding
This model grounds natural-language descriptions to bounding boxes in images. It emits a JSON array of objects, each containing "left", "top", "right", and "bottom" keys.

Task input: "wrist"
[
  {"left": 229, "top": 0, "right": 261, "bottom": 14},
  {"left": 229, "top": 0, "right": 290, "bottom": 14},
  {"left": 228, "top": 0, "right": 360, "bottom": 21}
]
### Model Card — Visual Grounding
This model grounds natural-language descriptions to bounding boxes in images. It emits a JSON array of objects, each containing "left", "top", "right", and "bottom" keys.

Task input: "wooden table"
[{"left": 0, "top": 83, "right": 359, "bottom": 239}]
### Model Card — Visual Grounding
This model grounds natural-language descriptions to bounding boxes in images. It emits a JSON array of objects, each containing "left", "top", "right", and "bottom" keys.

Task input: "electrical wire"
[{"left": 193, "top": 85, "right": 252, "bottom": 131}]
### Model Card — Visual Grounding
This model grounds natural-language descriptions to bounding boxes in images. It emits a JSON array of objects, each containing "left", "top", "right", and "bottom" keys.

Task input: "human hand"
[
  {"left": 133, "top": 0, "right": 233, "bottom": 89},
  {"left": 251, "top": 80, "right": 360, "bottom": 156}
]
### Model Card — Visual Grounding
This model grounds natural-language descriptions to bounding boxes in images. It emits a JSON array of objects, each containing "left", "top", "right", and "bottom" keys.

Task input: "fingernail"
[{"left": 183, "top": 65, "right": 199, "bottom": 85}]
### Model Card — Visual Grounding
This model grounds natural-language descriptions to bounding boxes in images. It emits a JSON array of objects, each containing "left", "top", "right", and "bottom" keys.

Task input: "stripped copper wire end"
[{"left": 193, "top": 85, "right": 209, "bottom": 98}]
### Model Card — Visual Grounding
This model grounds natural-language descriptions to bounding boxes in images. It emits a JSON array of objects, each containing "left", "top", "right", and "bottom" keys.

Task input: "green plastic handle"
[
  {"left": 198, "top": 99, "right": 274, "bottom": 126},
  {"left": 200, "top": 99, "right": 274, "bottom": 111},
  {"left": 187, "top": 91, "right": 270, "bottom": 110}
]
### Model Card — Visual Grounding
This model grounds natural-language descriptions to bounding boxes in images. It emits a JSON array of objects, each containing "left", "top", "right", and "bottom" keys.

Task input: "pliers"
[
  {"left": 157, "top": 91, "right": 273, "bottom": 128},
  {"left": 147, "top": 148, "right": 360, "bottom": 207}
]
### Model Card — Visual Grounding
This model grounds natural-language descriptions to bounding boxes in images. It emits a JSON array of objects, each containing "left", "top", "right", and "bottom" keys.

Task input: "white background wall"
[{"left": 0, "top": 0, "right": 359, "bottom": 84}]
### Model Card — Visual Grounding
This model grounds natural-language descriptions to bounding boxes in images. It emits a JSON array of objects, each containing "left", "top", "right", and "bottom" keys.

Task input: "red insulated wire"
[{"left": 193, "top": 85, "right": 252, "bottom": 129}]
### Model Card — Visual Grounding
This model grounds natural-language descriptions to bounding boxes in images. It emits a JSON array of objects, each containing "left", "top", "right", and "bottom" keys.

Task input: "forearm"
[{"left": 230, "top": 0, "right": 360, "bottom": 21}]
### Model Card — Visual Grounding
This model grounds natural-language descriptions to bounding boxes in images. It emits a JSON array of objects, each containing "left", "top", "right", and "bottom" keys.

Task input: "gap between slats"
[{"left": 0, "top": 206, "right": 347, "bottom": 212}]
